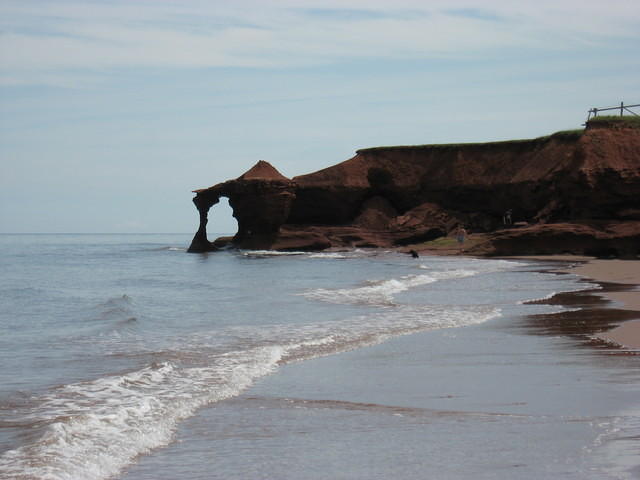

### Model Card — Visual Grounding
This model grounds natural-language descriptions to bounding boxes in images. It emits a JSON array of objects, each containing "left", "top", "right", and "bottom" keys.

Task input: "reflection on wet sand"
[{"left": 521, "top": 280, "right": 640, "bottom": 351}]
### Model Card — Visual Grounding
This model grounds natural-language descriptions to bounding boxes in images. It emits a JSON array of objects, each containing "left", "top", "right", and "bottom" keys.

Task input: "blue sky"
[{"left": 1, "top": 0, "right": 639, "bottom": 234}]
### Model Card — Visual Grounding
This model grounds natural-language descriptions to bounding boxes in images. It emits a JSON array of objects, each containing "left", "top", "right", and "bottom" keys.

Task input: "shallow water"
[{"left": 0, "top": 234, "right": 638, "bottom": 479}]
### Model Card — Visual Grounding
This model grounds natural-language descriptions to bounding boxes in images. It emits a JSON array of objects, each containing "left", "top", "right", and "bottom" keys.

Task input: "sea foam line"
[
  {"left": 517, "top": 282, "right": 601, "bottom": 305},
  {"left": 243, "top": 250, "right": 354, "bottom": 259},
  {"left": 303, "top": 269, "right": 478, "bottom": 306}
]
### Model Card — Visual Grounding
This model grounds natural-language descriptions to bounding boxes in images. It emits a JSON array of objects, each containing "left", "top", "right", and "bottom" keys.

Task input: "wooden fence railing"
[{"left": 587, "top": 101, "right": 640, "bottom": 121}]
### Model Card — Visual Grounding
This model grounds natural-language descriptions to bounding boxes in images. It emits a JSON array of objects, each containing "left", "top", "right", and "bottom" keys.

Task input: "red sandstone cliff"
[{"left": 188, "top": 121, "right": 640, "bottom": 257}]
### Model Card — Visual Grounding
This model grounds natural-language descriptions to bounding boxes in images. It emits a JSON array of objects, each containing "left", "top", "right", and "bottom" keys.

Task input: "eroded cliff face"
[{"left": 188, "top": 124, "right": 640, "bottom": 257}]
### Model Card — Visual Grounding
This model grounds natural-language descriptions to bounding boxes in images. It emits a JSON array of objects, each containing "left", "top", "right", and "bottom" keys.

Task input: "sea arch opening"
[{"left": 208, "top": 197, "right": 238, "bottom": 240}]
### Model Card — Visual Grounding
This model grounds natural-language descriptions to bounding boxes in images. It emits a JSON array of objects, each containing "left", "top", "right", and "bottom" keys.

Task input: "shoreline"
[
  {"left": 506, "top": 255, "right": 640, "bottom": 350},
  {"left": 560, "top": 259, "right": 640, "bottom": 311},
  {"left": 407, "top": 247, "right": 640, "bottom": 350},
  {"left": 561, "top": 259, "right": 640, "bottom": 349}
]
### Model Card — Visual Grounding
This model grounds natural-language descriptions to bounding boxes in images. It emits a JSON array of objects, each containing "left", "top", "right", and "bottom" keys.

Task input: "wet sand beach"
[
  {"left": 565, "top": 259, "right": 640, "bottom": 310},
  {"left": 501, "top": 256, "right": 640, "bottom": 350},
  {"left": 561, "top": 258, "right": 640, "bottom": 349}
]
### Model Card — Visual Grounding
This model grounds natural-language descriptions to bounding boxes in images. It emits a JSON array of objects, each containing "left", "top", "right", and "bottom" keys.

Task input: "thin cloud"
[
  {"left": 445, "top": 8, "right": 504, "bottom": 22},
  {"left": 0, "top": 0, "right": 638, "bottom": 86},
  {"left": 294, "top": 7, "right": 428, "bottom": 22}
]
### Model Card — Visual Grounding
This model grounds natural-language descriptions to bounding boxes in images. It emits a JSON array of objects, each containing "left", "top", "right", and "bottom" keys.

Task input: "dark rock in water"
[{"left": 188, "top": 125, "right": 640, "bottom": 257}]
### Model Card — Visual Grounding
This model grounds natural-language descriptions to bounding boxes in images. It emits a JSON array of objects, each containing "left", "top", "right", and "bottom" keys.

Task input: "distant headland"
[{"left": 188, "top": 116, "right": 640, "bottom": 258}]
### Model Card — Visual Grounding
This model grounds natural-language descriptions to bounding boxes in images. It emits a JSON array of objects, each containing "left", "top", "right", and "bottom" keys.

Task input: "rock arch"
[{"left": 187, "top": 161, "right": 295, "bottom": 253}]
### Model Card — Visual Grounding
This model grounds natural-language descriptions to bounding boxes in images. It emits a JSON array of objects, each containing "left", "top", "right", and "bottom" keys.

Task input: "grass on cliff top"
[
  {"left": 357, "top": 128, "right": 585, "bottom": 154},
  {"left": 587, "top": 115, "right": 640, "bottom": 129},
  {"left": 419, "top": 236, "right": 458, "bottom": 248},
  {"left": 412, "top": 233, "right": 488, "bottom": 252}
]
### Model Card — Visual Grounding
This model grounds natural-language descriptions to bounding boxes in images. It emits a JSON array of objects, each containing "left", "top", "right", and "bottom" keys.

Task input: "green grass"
[
  {"left": 357, "top": 116, "right": 639, "bottom": 155},
  {"left": 357, "top": 128, "right": 585, "bottom": 154},
  {"left": 587, "top": 115, "right": 640, "bottom": 129},
  {"left": 421, "top": 236, "right": 458, "bottom": 248},
  {"left": 411, "top": 233, "right": 489, "bottom": 253},
  {"left": 548, "top": 129, "right": 585, "bottom": 140}
]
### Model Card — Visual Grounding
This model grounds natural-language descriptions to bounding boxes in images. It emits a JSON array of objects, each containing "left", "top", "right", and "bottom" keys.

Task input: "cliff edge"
[{"left": 188, "top": 119, "right": 640, "bottom": 257}]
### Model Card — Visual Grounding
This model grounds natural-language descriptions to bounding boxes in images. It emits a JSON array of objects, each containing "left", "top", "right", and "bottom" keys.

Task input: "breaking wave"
[
  {"left": 303, "top": 269, "right": 478, "bottom": 306},
  {"left": 0, "top": 302, "right": 500, "bottom": 480}
]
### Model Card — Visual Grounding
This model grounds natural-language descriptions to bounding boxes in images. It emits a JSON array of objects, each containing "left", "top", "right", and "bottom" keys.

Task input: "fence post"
[{"left": 621, "top": 101, "right": 624, "bottom": 117}]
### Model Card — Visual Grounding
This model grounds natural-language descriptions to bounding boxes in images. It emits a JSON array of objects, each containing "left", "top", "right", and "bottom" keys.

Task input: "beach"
[
  {"left": 458, "top": 253, "right": 640, "bottom": 350},
  {"left": 560, "top": 258, "right": 640, "bottom": 349}
]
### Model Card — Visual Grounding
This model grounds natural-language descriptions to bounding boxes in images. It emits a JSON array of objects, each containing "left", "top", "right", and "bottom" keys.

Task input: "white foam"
[
  {"left": 282, "top": 304, "right": 502, "bottom": 364},
  {"left": 307, "top": 252, "right": 349, "bottom": 259},
  {"left": 243, "top": 250, "right": 307, "bottom": 257},
  {"left": 303, "top": 269, "right": 478, "bottom": 306},
  {"left": 243, "top": 250, "right": 354, "bottom": 259},
  {"left": 517, "top": 291, "right": 559, "bottom": 304},
  {"left": 517, "top": 283, "right": 601, "bottom": 305},
  {"left": 0, "top": 347, "right": 284, "bottom": 480}
]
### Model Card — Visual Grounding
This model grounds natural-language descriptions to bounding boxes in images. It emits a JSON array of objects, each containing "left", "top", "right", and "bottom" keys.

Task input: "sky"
[{"left": 1, "top": 0, "right": 639, "bottom": 234}]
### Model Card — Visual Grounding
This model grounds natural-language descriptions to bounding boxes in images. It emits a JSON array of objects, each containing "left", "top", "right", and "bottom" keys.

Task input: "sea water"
[{"left": 0, "top": 234, "right": 638, "bottom": 479}]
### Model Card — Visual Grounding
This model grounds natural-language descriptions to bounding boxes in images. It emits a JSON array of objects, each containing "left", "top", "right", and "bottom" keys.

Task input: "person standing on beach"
[
  {"left": 456, "top": 226, "right": 467, "bottom": 246},
  {"left": 503, "top": 209, "right": 513, "bottom": 226}
]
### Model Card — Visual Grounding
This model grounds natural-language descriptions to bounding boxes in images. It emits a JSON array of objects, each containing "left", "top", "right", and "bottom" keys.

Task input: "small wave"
[
  {"left": 142, "top": 246, "right": 186, "bottom": 252},
  {"left": 280, "top": 304, "right": 501, "bottom": 363},
  {"left": 517, "top": 283, "right": 601, "bottom": 305},
  {"left": 486, "top": 259, "right": 528, "bottom": 269},
  {"left": 243, "top": 250, "right": 307, "bottom": 257},
  {"left": 258, "top": 396, "right": 522, "bottom": 419},
  {"left": 92, "top": 295, "right": 137, "bottom": 325},
  {"left": 65, "top": 295, "right": 144, "bottom": 346},
  {"left": 303, "top": 269, "right": 478, "bottom": 306},
  {"left": 243, "top": 250, "right": 366, "bottom": 259},
  {"left": 100, "top": 294, "right": 133, "bottom": 307},
  {"left": 116, "top": 317, "right": 137, "bottom": 325},
  {"left": 518, "top": 292, "right": 559, "bottom": 305},
  {"left": 307, "top": 252, "right": 349, "bottom": 259}
]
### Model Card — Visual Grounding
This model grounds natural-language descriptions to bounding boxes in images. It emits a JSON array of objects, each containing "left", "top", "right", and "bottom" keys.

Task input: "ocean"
[{"left": 0, "top": 234, "right": 638, "bottom": 479}]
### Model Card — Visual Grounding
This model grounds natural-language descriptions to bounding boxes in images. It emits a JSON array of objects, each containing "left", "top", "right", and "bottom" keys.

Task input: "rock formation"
[
  {"left": 187, "top": 160, "right": 295, "bottom": 252},
  {"left": 188, "top": 119, "right": 640, "bottom": 257}
]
